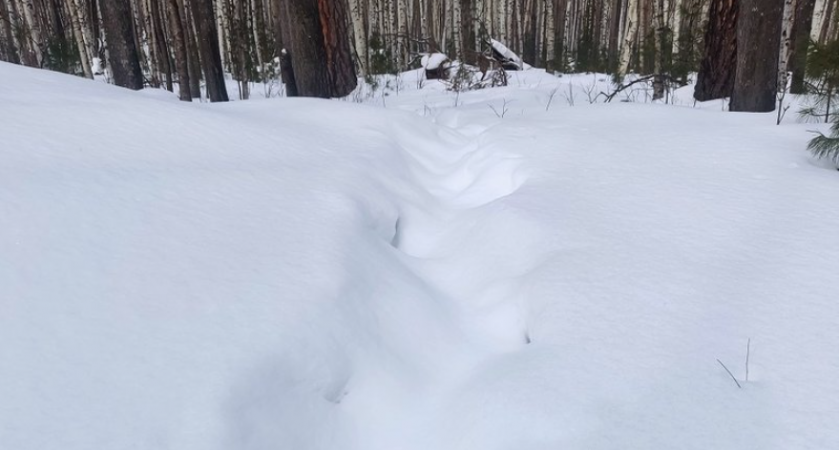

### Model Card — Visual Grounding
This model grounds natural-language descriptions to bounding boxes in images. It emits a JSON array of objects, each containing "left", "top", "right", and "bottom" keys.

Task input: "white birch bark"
[
  {"left": 68, "top": 0, "right": 94, "bottom": 77},
  {"left": 619, "top": 0, "right": 639, "bottom": 74},
  {"left": 350, "top": 0, "right": 369, "bottom": 74},
  {"left": 670, "top": 0, "right": 681, "bottom": 55},
  {"left": 778, "top": 0, "right": 795, "bottom": 91}
]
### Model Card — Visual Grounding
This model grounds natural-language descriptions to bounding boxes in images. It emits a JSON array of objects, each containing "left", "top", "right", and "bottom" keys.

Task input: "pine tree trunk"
[
  {"left": 167, "top": 0, "right": 192, "bottom": 100},
  {"left": 151, "top": 0, "right": 174, "bottom": 91},
  {"left": 554, "top": 0, "right": 567, "bottom": 69},
  {"left": 789, "top": 0, "right": 816, "bottom": 94},
  {"left": 460, "top": 0, "right": 475, "bottom": 62},
  {"left": 101, "top": 0, "right": 145, "bottom": 89},
  {"left": 693, "top": 0, "right": 737, "bottom": 101},
  {"left": 281, "top": 0, "right": 357, "bottom": 98},
  {"left": 606, "top": 0, "right": 621, "bottom": 69},
  {"left": 730, "top": 0, "right": 784, "bottom": 112},
  {"left": 190, "top": 0, "right": 229, "bottom": 101},
  {"left": 184, "top": 0, "right": 203, "bottom": 97}
]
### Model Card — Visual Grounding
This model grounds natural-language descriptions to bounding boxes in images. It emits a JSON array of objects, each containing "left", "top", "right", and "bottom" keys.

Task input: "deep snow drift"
[{"left": 0, "top": 62, "right": 837, "bottom": 450}]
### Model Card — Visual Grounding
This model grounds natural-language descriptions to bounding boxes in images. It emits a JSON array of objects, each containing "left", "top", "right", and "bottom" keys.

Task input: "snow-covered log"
[{"left": 489, "top": 38, "right": 523, "bottom": 71}]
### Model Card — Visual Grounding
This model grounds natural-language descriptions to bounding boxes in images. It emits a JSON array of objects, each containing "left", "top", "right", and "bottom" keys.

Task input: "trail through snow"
[{"left": 334, "top": 113, "right": 542, "bottom": 449}]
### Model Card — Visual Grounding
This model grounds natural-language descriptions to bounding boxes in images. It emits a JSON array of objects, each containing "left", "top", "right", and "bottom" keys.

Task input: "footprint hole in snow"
[{"left": 390, "top": 216, "right": 402, "bottom": 248}]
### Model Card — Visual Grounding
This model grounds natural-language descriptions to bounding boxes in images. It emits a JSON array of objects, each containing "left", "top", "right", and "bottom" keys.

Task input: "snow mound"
[
  {"left": 490, "top": 38, "right": 523, "bottom": 70},
  {"left": 421, "top": 52, "right": 449, "bottom": 70}
]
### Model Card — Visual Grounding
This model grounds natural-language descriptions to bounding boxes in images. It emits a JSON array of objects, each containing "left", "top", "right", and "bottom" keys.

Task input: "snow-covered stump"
[{"left": 422, "top": 52, "right": 451, "bottom": 80}]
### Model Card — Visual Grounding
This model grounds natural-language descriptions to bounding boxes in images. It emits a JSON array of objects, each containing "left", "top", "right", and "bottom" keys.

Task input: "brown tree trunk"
[
  {"left": 607, "top": 0, "right": 622, "bottom": 69},
  {"left": 789, "top": 0, "right": 816, "bottom": 94},
  {"left": 189, "top": 0, "right": 229, "bottom": 101},
  {"left": 100, "top": 0, "right": 145, "bottom": 89},
  {"left": 460, "top": 0, "right": 475, "bottom": 63},
  {"left": 553, "top": 0, "right": 567, "bottom": 69},
  {"left": 730, "top": 0, "right": 784, "bottom": 112},
  {"left": 184, "top": 0, "right": 203, "bottom": 98},
  {"left": 281, "top": 0, "right": 357, "bottom": 98},
  {"left": 151, "top": 0, "right": 174, "bottom": 91},
  {"left": 166, "top": 0, "right": 192, "bottom": 100},
  {"left": 693, "top": 0, "right": 737, "bottom": 101}
]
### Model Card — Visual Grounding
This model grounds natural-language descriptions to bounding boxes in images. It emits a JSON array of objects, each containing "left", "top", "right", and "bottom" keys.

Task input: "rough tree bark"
[
  {"left": 460, "top": 0, "right": 476, "bottom": 63},
  {"left": 190, "top": 0, "right": 229, "bottom": 101},
  {"left": 166, "top": 0, "right": 192, "bottom": 100},
  {"left": 693, "top": 0, "right": 737, "bottom": 101},
  {"left": 151, "top": 0, "right": 174, "bottom": 91},
  {"left": 730, "top": 0, "right": 785, "bottom": 112},
  {"left": 183, "top": 0, "right": 203, "bottom": 98},
  {"left": 100, "top": 0, "right": 145, "bottom": 89},
  {"left": 281, "top": 0, "right": 357, "bottom": 98},
  {"left": 789, "top": 0, "right": 816, "bottom": 94}
]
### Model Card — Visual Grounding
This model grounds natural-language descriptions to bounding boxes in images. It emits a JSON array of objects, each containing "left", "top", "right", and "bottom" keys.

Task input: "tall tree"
[
  {"left": 166, "top": 0, "right": 192, "bottom": 100},
  {"left": 190, "top": 0, "right": 229, "bottom": 101},
  {"left": 777, "top": 0, "right": 795, "bottom": 91},
  {"left": 0, "top": 0, "right": 21, "bottom": 64},
  {"left": 100, "top": 0, "right": 145, "bottom": 89},
  {"left": 730, "top": 0, "right": 784, "bottom": 112},
  {"left": 460, "top": 0, "right": 476, "bottom": 63},
  {"left": 694, "top": 0, "right": 737, "bottom": 101},
  {"left": 280, "top": 0, "right": 357, "bottom": 98},
  {"left": 789, "top": 0, "right": 817, "bottom": 94}
]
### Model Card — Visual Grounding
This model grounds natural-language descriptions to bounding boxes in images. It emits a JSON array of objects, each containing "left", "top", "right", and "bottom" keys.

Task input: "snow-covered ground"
[{"left": 1, "top": 62, "right": 836, "bottom": 450}]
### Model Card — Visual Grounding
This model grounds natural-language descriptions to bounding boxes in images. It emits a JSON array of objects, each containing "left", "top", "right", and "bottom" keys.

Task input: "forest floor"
[{"left": 1, "top": 62, "right": 837, "bottom": 450}]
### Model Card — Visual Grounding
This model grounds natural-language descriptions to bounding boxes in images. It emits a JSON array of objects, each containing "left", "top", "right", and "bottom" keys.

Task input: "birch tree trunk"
[
  {"left": 20, "top": 0, "right": 44, "bottom": 66},
  {"left": 68, "top": 0, "right": 94, "bottom": 77},
  {"left": 777, "top": 0, "right": 795, "bottom": 92},
  {"left": 619, "top": 0, "right": 639, "bottom": 74},
  {"left": 652, "top": 0, "right": 665, "bottom": 99}
]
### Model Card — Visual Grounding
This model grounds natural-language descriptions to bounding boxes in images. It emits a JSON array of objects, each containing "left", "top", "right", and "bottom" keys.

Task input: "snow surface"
[{"left": 0, "top": 62, "right": 837, "bottom": 450}]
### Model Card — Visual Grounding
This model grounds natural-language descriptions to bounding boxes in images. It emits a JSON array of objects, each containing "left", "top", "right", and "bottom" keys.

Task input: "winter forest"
[
  {"left": 1, "top": 0, "right": 837, "bottom": 104},
  {"left": 0, "top": 0, "right": 838, "bottom": 449}
]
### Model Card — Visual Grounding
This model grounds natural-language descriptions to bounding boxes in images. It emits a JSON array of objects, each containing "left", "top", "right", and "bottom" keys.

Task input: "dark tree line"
[
  {"left": 0, "top": 0, "right": 836, "bottom": 111},
  {"left": 694, "top": 0, "right": 837, "bottom": 112}
]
